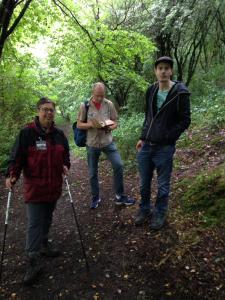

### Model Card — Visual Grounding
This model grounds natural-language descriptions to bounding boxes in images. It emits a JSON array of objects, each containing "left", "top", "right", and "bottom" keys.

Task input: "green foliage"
[
  {"left": 0, "top": 120, "right": 18, "bottom": 171},
  {"left": 140, "top": 0, "right": 225, "bottom": 85},
  {"left": 176, "top": 84, "right": 225, "bottom": 151},
  {"left": 0, "top": 0, "right": 62, "bottom": 168},
  {"left": 191, "top": 91, "right": 225, "bottom": 130},
  {"left": 190, "top": 64, "right": 225, "bottom": 99},
  {"left": 179, "top": 163, "right": 225, "bottom": 225},
  {"left": 113, "top": 113, "right": 144, "bottom": 167},
  {"left": 0, "top": 46, "right": 45, "bottom": 169},
  {"left": 0, "top": 107, "right": 31, "bottom": 171},
  {"left": 48, "top": 23, "right": 155, "bottom": 115}
]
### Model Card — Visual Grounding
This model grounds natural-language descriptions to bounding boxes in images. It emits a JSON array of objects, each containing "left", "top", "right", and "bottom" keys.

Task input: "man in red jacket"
[{"left": 5, "top": 97, "right": 70, "bottom": 285}]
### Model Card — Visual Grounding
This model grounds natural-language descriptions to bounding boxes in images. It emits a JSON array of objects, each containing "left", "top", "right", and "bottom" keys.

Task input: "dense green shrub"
[
  {"left": 191, "top": 91, "right": 225, "bottom": 130},
  {"left": 0, "top": 98, "right": 36, "bottom": 170},
  {"left": 0, "top": 114, "right": 22, "bottom": 171},
  {"left": 178, "top": 163, "right": 225, "bottom": 225},
  {"left": 190, "top": 64, "right": 225, "bottom": 99},
  {"left": 113, "top": 113, "right": 144, "bottom": 167}
]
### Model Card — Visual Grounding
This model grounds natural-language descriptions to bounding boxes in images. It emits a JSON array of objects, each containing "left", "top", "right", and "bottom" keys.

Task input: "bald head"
[
  {"left": 92, "top": 82, "right": 105, "bottom": 92},
  {"left": 92, "top": 82, "right": 106, "bottom": 103}
]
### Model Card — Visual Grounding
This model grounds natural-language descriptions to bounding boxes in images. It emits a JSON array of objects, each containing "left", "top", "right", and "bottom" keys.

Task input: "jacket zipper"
[
  {"left": 145, "top": 85, "right": 158, "bottom": 141},
  {"left": 145, "top": 91, "right": 179, "bottom": 142}
]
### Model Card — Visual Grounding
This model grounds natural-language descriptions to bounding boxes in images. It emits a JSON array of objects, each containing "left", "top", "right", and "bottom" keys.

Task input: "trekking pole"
[
  {"left": 64, "top": 176, "right": 89, "bottom": 272},
  {"left": 0, "top": 189, "right": 13, "bottom": 284}
]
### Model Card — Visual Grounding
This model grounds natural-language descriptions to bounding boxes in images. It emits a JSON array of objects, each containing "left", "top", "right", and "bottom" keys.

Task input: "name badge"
[{"left": 36, "top": 138, "right": 47, "bottom": 150}]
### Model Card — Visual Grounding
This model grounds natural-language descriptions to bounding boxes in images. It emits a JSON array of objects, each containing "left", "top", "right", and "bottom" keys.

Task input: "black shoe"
[
  {"left": 150, "top": 212, "right": 167, "bottom": 230},
  {"left": 134, "top": 209, "right": 151, "bottom": 226},
  {"left": 23, "top": 252, "right": 43, "bottom": 285},
  {"left": 90, "top": 196, "right": 101, "bottom": 209},
  {"left": 40, "top": 241, "right": 61, "bottom": 258},
  {"left": 115, "top": 195, "right": 136, "bottom": 206}
]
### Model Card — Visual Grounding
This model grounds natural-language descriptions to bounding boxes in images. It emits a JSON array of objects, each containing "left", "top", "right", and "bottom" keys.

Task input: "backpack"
[{"left": 72, "top": 101, "right": 89, "bottom": 147}]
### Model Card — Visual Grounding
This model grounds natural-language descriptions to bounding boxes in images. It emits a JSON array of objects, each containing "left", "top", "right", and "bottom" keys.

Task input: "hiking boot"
[
  {"left": 115, "top": 195, "right": 136, "bottom": 206},
  {"left": 90, "top": 196, "right": 101, "bottom": 209},
  {"left": 23, "top": 252, "right": 43, "bottom": 285},
  {"left": 134, "top": 209, "right": 151, "bottom": 226},
  {"left": 40, "top": 241, "right": 61, "bottom": 258},
  {"left": 150, "top": 212, "right": 167, "bottom": 230}
]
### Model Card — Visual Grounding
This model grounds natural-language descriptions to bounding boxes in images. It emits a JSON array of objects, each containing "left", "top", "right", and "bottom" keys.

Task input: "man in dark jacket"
[
  {"left": 135, "top": 56, "right": 191, "bottom": 229},
  {"left": 5, "top": 97, "right": 70, "bottom": 285}
]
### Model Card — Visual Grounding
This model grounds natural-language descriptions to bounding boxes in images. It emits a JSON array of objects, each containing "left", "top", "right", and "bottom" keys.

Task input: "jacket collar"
[
  {"left": 153, "top": 80, "right": 190, "bottom": 96},
  {"left": 150, "top": 81, "right": 190, "bottom": 117},
  {"left": 89, "top": 97, "right": 108, "bottom": 108},
  {"left": 29, "top": 116, "right": 56, "bottom": 136}
]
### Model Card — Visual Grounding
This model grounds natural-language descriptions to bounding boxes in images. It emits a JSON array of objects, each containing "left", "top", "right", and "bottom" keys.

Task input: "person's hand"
[
  {"left": 136, "top": 140, "right": 144, "bottom": 152},
  {"left": 63, "top": 165, "right": 69, "bottom": 176},
  {"left": 87, "top": 120, "right": 94, "bottom": 129},
  {"left": 5, "top": 177, "right": 16, "bottom": 189},
  {"left": 108, "top": 122, "right": 117, "bottom": 131}
]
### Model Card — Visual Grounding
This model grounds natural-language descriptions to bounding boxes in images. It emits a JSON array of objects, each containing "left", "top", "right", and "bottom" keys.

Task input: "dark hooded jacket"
[
  {"left": 6, "top": 117, "right": 70, "bottom": 203},
  {"left": 140, "top": 81, "right": 191, "bottom": 145}
]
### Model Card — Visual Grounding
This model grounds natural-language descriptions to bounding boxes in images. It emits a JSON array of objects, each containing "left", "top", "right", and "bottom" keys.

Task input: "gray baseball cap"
[{"left": 154, "top": 56, "right": 173, "bottom": 68}]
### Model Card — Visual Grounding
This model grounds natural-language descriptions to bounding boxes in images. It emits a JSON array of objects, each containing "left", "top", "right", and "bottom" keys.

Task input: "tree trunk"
[{"left": 0, "top": 0, "right": 32, "bottom": 60}]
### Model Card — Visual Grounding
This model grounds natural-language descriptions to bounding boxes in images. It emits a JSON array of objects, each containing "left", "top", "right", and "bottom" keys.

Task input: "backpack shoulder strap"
[
  {"left": 84, "top": 100, "right": 89, "bottom": 109},
  {"left": 84, "top": 100, "right": 90, "bottom": 122}
]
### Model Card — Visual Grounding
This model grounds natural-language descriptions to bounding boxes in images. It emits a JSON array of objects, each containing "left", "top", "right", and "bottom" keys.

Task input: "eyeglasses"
[{"left": 39, "top": 107, "right": 55, "bottom": 113}]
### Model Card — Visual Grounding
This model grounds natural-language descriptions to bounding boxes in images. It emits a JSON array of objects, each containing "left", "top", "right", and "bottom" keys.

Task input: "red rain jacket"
[{"left": 6, "top": 117, "right": 70, "bottom": 203}]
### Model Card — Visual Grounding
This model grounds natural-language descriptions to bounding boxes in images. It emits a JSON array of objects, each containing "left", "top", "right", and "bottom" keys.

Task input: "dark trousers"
[
  {"left": 25, "top": 202, "right": 56, "bottom": 254},
  {"left": 137, "top": 143, "right": 175, "bottom": 214}
]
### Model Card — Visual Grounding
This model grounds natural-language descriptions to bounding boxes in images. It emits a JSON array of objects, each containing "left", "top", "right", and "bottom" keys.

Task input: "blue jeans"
[
  {"left": 87, "top": 142, "right": 124, "bottom": 197},
  {"left": 137, "top": 143, "right": 175, "bottom": 214}
]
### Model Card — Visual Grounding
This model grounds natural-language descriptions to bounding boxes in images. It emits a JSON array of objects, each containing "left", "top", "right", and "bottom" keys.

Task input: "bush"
[
  {"left": 178, "top": 163, "right": 225, "bottom": 225},
  {"left": 190, "top": 64, "right": 225, "bottom": 99},
  {"left": 0, "top": 117, "right": 19, "bottom": 171},
  {"left": 191, "top": 91, "right": 225, "bottom": 130},
  {"left": 113, "top": 113, "right": 144, "bottom": 167},
  {"left": 0, "top": 107, "right": 35, "bottom": 171}
]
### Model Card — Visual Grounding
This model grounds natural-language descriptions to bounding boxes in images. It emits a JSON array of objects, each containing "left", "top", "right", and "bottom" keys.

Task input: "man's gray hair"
[{"left": 92, "top": 82, "right": 106, "bottom": 92}]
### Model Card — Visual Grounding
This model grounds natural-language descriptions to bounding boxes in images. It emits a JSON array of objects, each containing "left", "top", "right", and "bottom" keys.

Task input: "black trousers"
[{"left": 25, "top": 202, "right": 56, "bottom": 254}]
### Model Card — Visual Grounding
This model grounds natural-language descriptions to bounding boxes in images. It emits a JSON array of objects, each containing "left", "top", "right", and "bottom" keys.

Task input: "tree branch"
[
  {"left": 7, "top": 0, "right": 32, "bottom": 37},
  {"left": 52, "top": 0, "right": 103, "bottom": 58}
]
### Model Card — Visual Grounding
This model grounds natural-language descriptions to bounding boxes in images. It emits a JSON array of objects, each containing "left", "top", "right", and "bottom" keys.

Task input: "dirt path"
[{"left": 0, "top": 125, "right": 224, "bottom": 300}]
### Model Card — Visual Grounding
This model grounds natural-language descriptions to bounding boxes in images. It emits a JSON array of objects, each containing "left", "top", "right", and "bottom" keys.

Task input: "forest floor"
[{"left": 0, "top": 124, "right": 224, "bottom": 300}]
